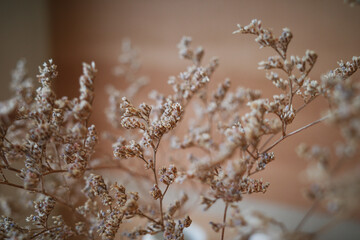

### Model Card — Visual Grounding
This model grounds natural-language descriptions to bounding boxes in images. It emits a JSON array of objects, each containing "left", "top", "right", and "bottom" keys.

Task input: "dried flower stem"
[
  {"left": 259, "top": 134, "right": 277, "bottom": 152},
  {"left": 0, "top": 169, "right": 6, "bottom": 182},
  {"left": 294, "top": 198, "right": 321, "bottom": 233},
  {"left": 221, "top": 203, "right": 229, "bottom": 240},
  {"left": 296, "top": 96, "right": 317, "bottom": 114},
  {"left": 262, "top": 115, "right": 328, "bottom": 154},
  {"left": 315, "top": 212, "right": 353, "bottom": 236},
  {"left": 249, "top": 116, "right": 328, "bottom": 176},
  {"left": 0, "top": 164, "right": 21, "bottom": 173},
  {"left": 41, "top": 164, "right": 149, "bottom": 179},
  {"left": 158, "top": 184, "right": 169, "bottom": 228},
  {"left": 292, "top": 62, "right": 316, "bottom": 95},
  {"left": 30, "top": 226, "right": 59, "bottom": 239},
  {"left": 245, "top": 147, "right": 258, "bottom": 160},
  {"left": 0, "top": 181, "right": 72, "bottom": 209},
  {"left": 138, "top": 211, "right": 161, "bottom": 225},
  {"left": 152, "top": 139, "right": 161, "bottom": 185},
  {"left": 163, "top": 184, "right": 170, "bottom": 197},
  {"left": 151, "top": 138, "right": 166, "bottom": 227},
  {"left": 0, "top": 151, "right": 9, "bottom": 167}
]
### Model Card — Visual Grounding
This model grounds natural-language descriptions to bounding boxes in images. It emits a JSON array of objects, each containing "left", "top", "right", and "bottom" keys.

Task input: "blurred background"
[{"left": 1, "top": 0, "right": 360, "bottom": 239}]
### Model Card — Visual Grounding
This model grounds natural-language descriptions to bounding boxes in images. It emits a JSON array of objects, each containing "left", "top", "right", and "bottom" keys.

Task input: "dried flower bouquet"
[{"left": 0, "top": 19, "right": 359, "bottom": 240}]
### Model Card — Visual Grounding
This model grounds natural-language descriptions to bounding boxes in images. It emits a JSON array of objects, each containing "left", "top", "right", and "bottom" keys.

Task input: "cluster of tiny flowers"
[
  {"left": 150, "top": 184, "right": 162, "bottom": 200},
  {"left": 168, "top": 37, "right": 219, "bottom": 105},
  {"left": 106, "top": 39, "right": 149, "bottom": 128},
  {"left": 159, "top": 165, "right": 177, "bottom": 185},
  {"left": 113, "top": 138, "right": 144, "bottom": 159},
  {"left": 171, "top": 125, "right": 213, "bottom": 152},
  {"left": 15, "top": 60, "right": 59, "bottom": 189},
  {"left": 66, "top": 125, "right": 98, "bottom": 178},
  {"left": 321, "top": 56, "right": 360, "bottom": 158},
  {"left": 111, "top": 183, "right": 127, "bottom": 206},
  {"left": 209, "top": 221, "right": 224, "bottom": 233},
  {"left": 163, "top": 216, "right": 192, "bottom": 240},
  {"left": 207, "top": 79, "right": 231, "bottom": 114},
  {"left": 177, "top": 36, "right": 204, "bottom": 65},
  {"left": 257, "top": 152, "right": 275, "bottom": 170},
  {"left": 35, "top": 59, "right": 57, "bottom": 117},
  {"left": 43, "top": 215, "right": 74, "bottom": 239},
  {"left": 98, "top": 210, "right": 123, "bottom": 240},
  {"left": 10, "top": 59, "right": 34, "bottom": 104},
  {"left": 26, "top": 196, "right": 56, "bottom": 227},
  {"left": 165, "top": 194, "right": 189, "bottom": 218},
  {"left": 212, "top": 173, "right": 269, "bottom": 203},
  {"left": 0, "top": 216, "right": 28, "bottom": 239},
  {"left": 83, "top": 174, "right": 112, "bottom": 206},
  {"left": 178, "top": 20, "right": 333, "bottom": 237},
  {"left": 200, "top": 196, "right": 217, "bottom": 211},
  {"left": 233, "top": 19, "right": 292, "bottom": 59},
  {"left": 79, "top": 176, "right": 147, "bottom": 240},
  {"left": 321, "top": 56, "right": 360, "bottom": 94},
  {"left": 117, "top": 96, "right": 184, "bottom": 152},
  {"left": 120, "top": 97, "right": 151, "bottom": 130},
  {"left": 73, "top": 62, "right": 97, "bottom": 120},
  {"left": 144, "top": 99, "right": 184, "bottom": 148},
  {"left": 169, "top": 67, "right": 210, "bottom": 105},
  {"left": 293, "top": 54, "right": 360, "bottom": 217},
  {"left": 228, "top": 208, "right": 289, "bottom": 239}
]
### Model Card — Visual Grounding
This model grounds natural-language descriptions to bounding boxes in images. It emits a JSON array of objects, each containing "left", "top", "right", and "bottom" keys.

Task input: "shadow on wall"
[{"left": 0, "top": 0, "right": 50, "bottom": 101}]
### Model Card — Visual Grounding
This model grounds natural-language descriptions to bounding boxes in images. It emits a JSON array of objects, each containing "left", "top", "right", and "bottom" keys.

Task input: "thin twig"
[
  {"left": 0, "top": 150, "right": 10, "bottom": 167},
  {"left": 294, "top": 198, "right": 321, "bottom": 232},
  {"left": 259, "top": 133, "right": 277, "bottom": 152},
  {"left": 151, "top": 138, "right": 164, "bottom": 227},
  {"left": 248, "top": 168, "right": 261, "bottom": 177},
  {"left": 0, "top": 164, "right": 21, "bottom": 173},
  {"left": 43, "top": 164, "right": 149, "bottom": 179},
  {"left": 0, "top": 168, "right": 7, "bottom": 182},
  {"left": 296, "top": 96, "right": 317, "bottom": 114},
  {"left": 152, "top": 139, "right": 161, "bottom": 185},
  {"left": 138, "top": 211, "right": 161, "bottom": 225},
  {"left": 315, "top": 213, "right": 351, "bottom": 236},
  {"left": 30, "top": 226, "right": 59, "bottom": 239},
  {"left": 262, "top": 115, "right": 328, "bottom": 154},
  {"left": 30, "top": 229, "right": 48, "bottom": 239},
  {"left": 139, "top": 156, "right": 149, "bottom": 165},
  {"left": 245, "top": 147, "right": 258, "bottom": 160},
  {"left": 162, "top": 184, "right": 170, "bottom": 197},
  {"left": 292, "top": 63, "right": 316, "bottom": 96},
  {"left": 0, "top": 181, "right": 73, "bottom": 210},
  {"left": 221, "top": 203, "right": 229, "bottom": 240}
]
